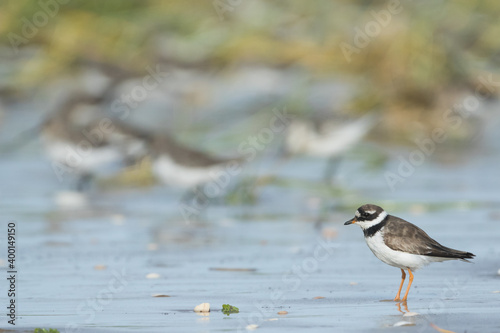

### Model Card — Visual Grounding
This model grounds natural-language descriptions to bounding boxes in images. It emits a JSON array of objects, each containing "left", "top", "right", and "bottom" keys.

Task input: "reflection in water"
[
  {"left": 196, "top": 311, "right": 210, "bottom": 324},
  {"left": 396, "top": 301, "right": 409, "bottom": 314},
  {"left": 430, "top": 323, "right": 458, "bottom": 333},
  {"left": 391, "top": 301, "right": 417, "bottom": 327}
]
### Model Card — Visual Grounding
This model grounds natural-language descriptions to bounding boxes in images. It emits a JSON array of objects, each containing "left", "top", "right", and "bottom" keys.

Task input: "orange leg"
[
  {"left": 401, "top": 268, "right": 414, "bottom": 302},
  {"left": 393, "top": 269, "right": 406, "bottom": 301}
]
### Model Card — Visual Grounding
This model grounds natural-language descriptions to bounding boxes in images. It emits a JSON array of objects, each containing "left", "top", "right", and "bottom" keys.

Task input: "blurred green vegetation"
[
  {"left": 2, "top": 0, "right": 500, "bottom": 138},
  {"left": 33, "top": 329, "right": 60, "bottom": 333}
]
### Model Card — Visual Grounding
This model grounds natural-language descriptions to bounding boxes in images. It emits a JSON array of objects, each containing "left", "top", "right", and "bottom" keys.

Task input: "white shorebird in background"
[
  {"left": 41, "top": 94, "right": 150, "bottom": 191},
  {"left": 285, "top": 113, "right": 377, "bottom": 182},
  {"left": 149, "top": 133, "right": 242, "bottom": 199}
]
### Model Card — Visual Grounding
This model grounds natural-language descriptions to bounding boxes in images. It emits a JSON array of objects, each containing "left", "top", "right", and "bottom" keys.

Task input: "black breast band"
[{"left": 363, "top": 215, "right": 388, "bottom": 238}]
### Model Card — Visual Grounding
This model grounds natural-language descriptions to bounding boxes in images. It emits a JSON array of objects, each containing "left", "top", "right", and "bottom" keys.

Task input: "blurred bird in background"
[
  {"left": 284, "top": 113, "right": 377, "bottom": 184},
  {"left": 150, "top": 133, "right": 243, "bottom": 205},
  {"left": 40, "top": 66, "right": 244, "bottom": 213},
  {"left": 41, "top": 88, "right": 151, "bottom": 192}
]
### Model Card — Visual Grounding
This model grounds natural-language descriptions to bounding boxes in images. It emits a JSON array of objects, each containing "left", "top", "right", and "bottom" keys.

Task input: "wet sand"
[
  {"left": 1, "top": 145, "right": 500, "bottom": 333},
  {"left": 1, "top": 102, "right": 500, "bottom": 332}
]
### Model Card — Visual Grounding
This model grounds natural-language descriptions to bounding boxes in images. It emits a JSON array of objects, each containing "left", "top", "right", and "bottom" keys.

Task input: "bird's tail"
[
  {"left": 428, "top": 243, "right": 475, "bottom": 262},
  {"left": 459, "top": 251, "right": 475, "bottom": 263},
  {"left": 445, "top": 248, "right": 475, "bottom": 262}
]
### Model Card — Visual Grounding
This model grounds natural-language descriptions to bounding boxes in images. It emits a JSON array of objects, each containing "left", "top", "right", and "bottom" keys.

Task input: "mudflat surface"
[{"left": 1, "top": 112, "right": 500, "bottom": 332}]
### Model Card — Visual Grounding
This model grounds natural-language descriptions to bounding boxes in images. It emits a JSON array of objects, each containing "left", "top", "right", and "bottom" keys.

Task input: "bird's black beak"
[{"left": 344, "top": 218, "right": 356, "bottom": 225}]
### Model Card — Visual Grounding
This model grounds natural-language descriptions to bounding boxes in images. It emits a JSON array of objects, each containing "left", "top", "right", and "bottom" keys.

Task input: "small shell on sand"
[{"left": 194, "top": 303, "right": 210, "bottom": 312}]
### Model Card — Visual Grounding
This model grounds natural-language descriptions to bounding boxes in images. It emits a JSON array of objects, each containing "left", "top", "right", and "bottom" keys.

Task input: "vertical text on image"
[{"left": 6, "top": 220, "right": 17, "bottom": 326}]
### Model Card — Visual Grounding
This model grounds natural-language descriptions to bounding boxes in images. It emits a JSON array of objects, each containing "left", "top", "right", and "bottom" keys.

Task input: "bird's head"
[{"left": 344, "top": 204, "right": 387, "bottom": 230}]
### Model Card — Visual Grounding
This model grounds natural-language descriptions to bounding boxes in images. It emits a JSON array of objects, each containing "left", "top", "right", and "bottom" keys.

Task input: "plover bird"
[
  {"left": 148, "top": 134, "right": 243, "bottom": 221},
  {"left": 284, "top": 113, "right": 376, "bottom": 182},
  {"left": 150, "top": 133, "right": 241, "bottom": 191},
  {"left": 41, "top": 94, "right": 150, "bottom": 190},
  {"left": 344, "top": 204, "right": 474, "bottom": 302},
  {"left": 285, "top": 114, "right": 375, "bottom": 157}
]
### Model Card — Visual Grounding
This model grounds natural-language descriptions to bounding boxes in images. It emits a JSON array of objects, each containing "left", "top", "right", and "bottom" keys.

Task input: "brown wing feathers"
[{"left": 383, "top": 216, "right": 475, "bottom": 260}]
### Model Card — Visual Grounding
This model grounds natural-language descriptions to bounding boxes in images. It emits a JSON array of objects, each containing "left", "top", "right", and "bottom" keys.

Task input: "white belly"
[
  {"left": 364, "top": 231, "right": 449, "bottom": 271},
  {"left": 152, "top": 155, "right": 223, "bottom": 188}
]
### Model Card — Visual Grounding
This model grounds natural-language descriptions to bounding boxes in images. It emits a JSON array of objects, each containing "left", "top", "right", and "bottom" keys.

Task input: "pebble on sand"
[
  {"left": 55, "top": 191, "right": 88, "bottom": 208},
  {"left": 277, "top": 311, "right": 288, "bottom": 315},
  {"left": 146, "top": 273, "right": 160, "bottom": 279},
  {"left": 194, "top": 303, "right": 210, "bottom": 312},
  {"left": 246, "top": 324, "right": 258, "bottom": 330},
  {"left": 313, "top": 296, "right": 325, "bottom": 299}
]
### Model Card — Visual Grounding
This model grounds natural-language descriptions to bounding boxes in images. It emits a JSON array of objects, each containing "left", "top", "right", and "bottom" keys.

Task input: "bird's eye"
[{"left": 363, "top": 212, "right": 369, "bottom": 217}]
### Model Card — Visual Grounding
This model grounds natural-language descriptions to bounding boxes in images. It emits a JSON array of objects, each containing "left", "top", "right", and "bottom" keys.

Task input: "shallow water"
[{"left": 1, "top": 106, "right": 500, "bottom": 332}]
